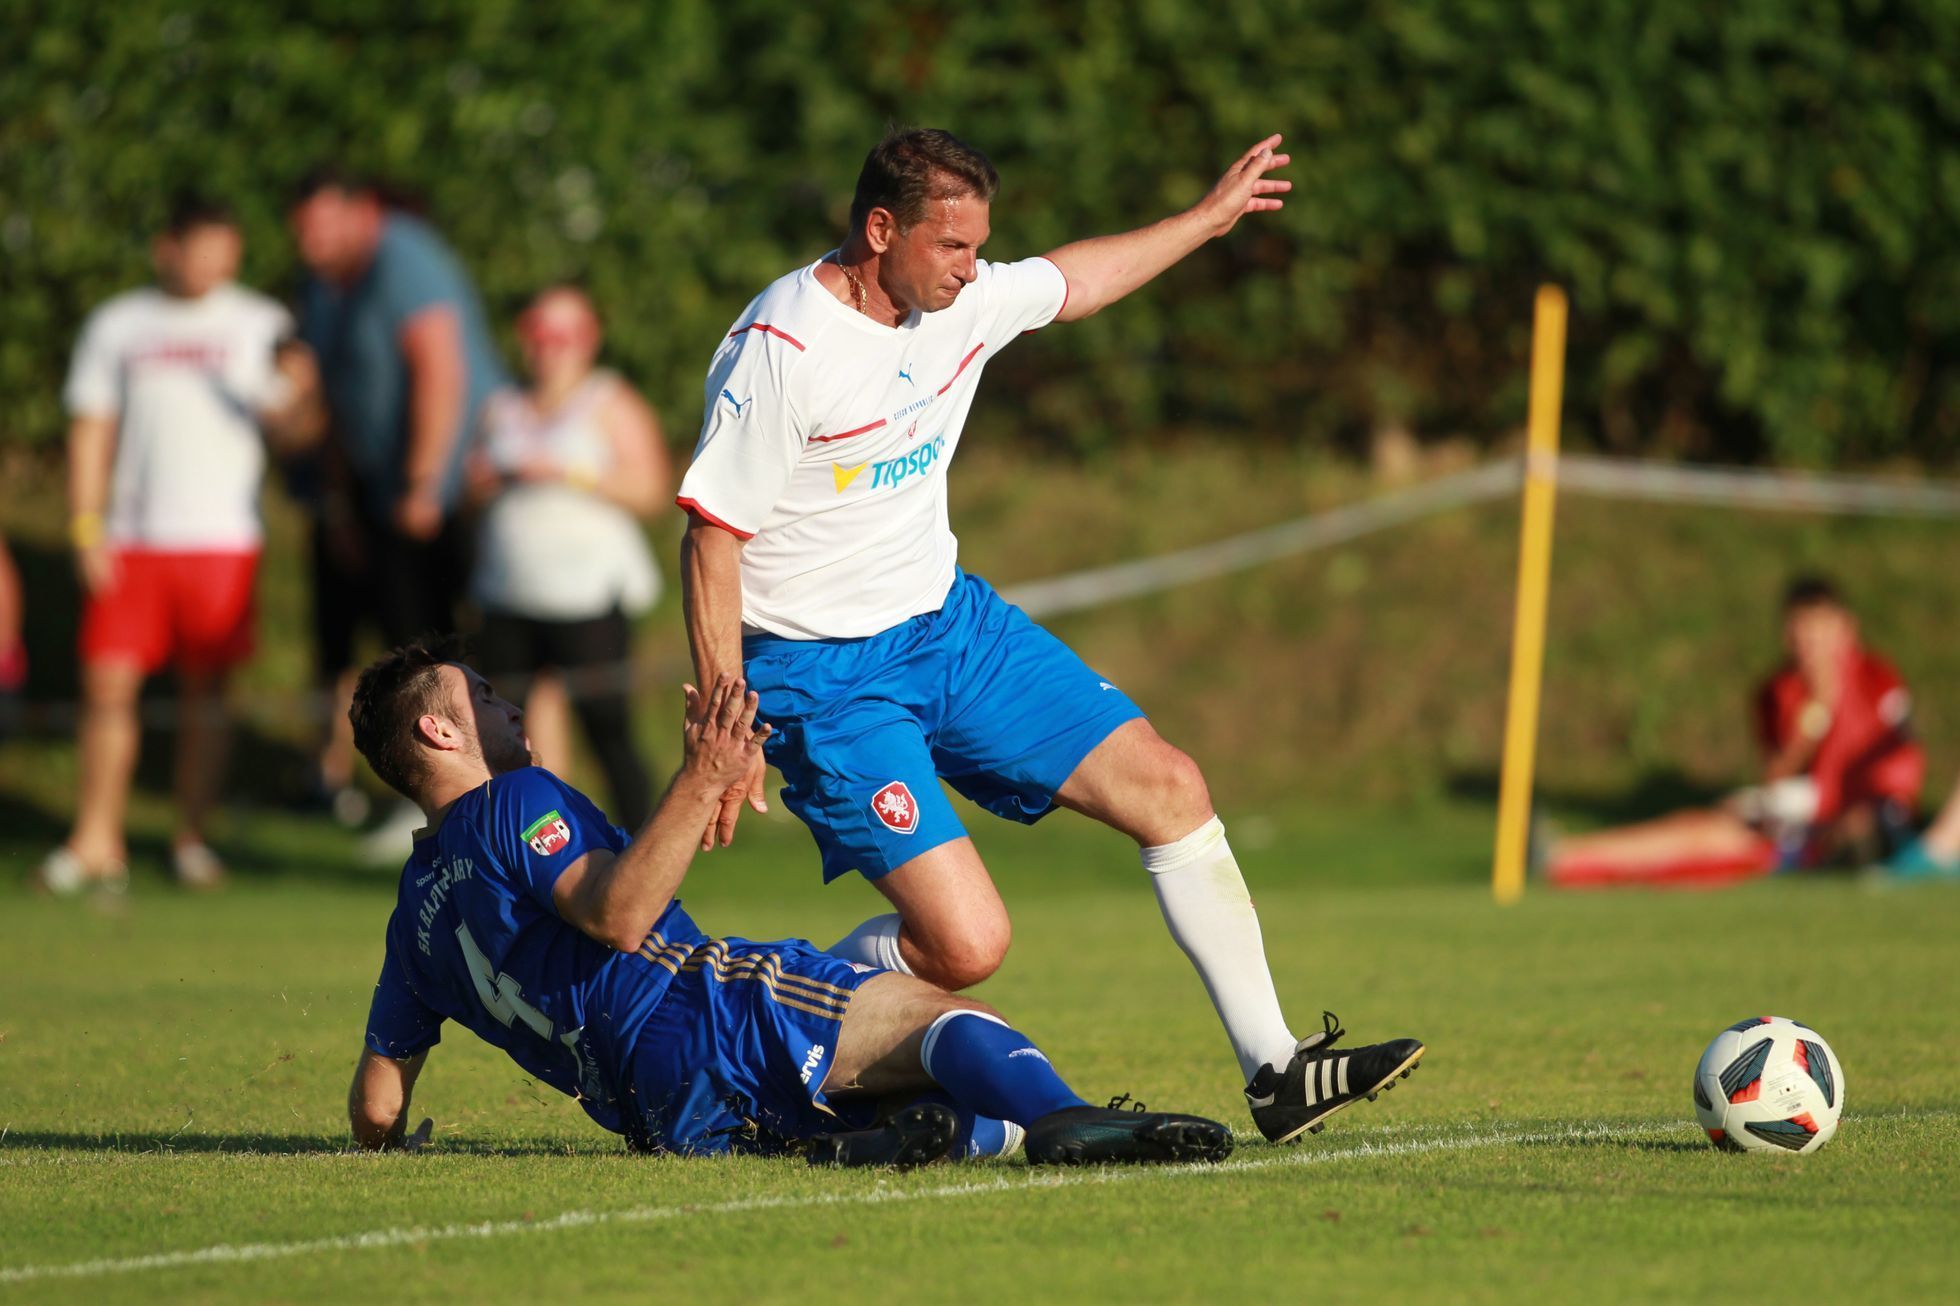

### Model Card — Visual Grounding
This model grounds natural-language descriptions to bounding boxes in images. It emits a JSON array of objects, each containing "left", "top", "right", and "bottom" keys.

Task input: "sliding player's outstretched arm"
[
  {"left": 1044, "top": 134, "right": 1292, "bottom": 323},
  {"left": 348, "top": 1048, "right": 431, "bottom": 1151},
  {"left": 550, "top": 675, "right": 773, "bottom": 951}
]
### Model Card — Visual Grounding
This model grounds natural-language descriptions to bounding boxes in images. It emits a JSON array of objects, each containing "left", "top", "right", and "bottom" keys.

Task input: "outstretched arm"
[
  {"left": 348, "top": 1048, "right": 431, "bottom": 1151},
  {"left": 550, "top": 675, "right": 772, "bottom": 951},
  {"left": 1045, "top": 134, "right": 1291, "bottom": 323}
]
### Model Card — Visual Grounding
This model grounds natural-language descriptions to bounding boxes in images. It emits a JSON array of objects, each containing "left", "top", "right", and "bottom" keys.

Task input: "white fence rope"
[
  {"left": 1005, "top": 453, "right": 1960, "bottom": 620},
  {"left": 9, "top": 455, "right": 1956, "bottom": 732},
  {"left": 1001, "top": 460, "right": 1519, "bottom": 619}
]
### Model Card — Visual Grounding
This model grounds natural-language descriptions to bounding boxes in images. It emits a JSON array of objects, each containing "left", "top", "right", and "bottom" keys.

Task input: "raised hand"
[
  {"left": 1194, "top": 134, "right": 1293, "bottom": 238},
  {"left": 682, "top": 674, "right": 773, "bottom": 849}
]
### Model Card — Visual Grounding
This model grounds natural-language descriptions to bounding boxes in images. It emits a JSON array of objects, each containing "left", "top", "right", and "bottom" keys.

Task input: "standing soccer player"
[{"left": 676, "top": 130, "right": 1424, "bottom": 1143}]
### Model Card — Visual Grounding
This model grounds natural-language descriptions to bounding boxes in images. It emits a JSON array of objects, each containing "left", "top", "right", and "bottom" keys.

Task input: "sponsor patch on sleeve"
[{"left": 523, "top": 810, "right": 573, "bottom": 857}]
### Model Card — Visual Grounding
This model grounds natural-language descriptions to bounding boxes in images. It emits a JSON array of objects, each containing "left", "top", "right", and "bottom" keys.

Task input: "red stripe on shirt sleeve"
[
  {"left": 675, "top": 497, "right": 756, "bottom": 540},
  {"left": 728, "top": 323, "right": 807, "bottom": 351}
]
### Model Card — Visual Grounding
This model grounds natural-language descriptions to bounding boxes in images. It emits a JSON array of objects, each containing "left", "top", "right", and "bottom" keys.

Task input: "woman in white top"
[{"left": 466, "top": 286, "right": 670, "bottom": 828}]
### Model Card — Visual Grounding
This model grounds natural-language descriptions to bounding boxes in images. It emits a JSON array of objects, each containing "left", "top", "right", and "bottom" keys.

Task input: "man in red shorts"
[
  {"left": 1544, "top": 576, "right": 1924, "bottom": 888},
  {"left": 36, "top": 196, "right": 320, "bottom": 895}
]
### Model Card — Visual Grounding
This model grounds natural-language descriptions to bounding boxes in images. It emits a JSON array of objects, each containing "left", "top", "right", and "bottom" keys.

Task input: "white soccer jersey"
[
  {"left": 63, "top": 283, "right": 293, "bottom": 551},
  {"left": 677, "top": 255, "right": 1067, "bottom": 639}
]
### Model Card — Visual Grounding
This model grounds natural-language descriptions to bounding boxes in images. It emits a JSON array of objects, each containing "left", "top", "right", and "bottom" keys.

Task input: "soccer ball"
[{"left": 1692, "top": 1016, "right": 1844, "bottom": 1154}]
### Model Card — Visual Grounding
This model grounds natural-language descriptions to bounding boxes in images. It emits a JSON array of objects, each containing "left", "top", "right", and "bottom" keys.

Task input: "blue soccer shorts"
[
  {"left": 623, "top": 936, "right": 885, "bottom": 1155},
  {"left": 742, "top": 569, "right": 1145, "bottom": 883}
]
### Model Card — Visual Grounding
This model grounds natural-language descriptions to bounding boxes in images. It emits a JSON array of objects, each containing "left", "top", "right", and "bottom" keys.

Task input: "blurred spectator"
[
  {"left": 1888, "top": 773, "right": 1960, "bottom": 879},
  {"left": 287, "top": 168, "right": 505, "bottom": 848},
  {"left": 466, "top": 286, "right": 669, "bottom": 829},
  {"left": 35, "top": 196, "right": 321, "bottom": 895},
  {"left": 1544, "top": 576, "right": 1924, "bottom": 888},
  {"left": 0, "top": 534, "right": 25, "bottom": 737}
]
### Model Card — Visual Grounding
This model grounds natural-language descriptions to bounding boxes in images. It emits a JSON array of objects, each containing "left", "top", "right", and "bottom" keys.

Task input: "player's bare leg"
[
  {"left": 809, "top": 972, "right": 1232, "bottom": 1168},
  {"left": 832, "top": 837, "right": 1012, "bottom": 989},
  {"left": 1054, "top": 719, "right": 1297, "bottom": 1078},
  {"left": 823, "top": 972, "right": 992, "bottom": 1093},
  {"left": 1056, "top": 718, "right": 1425, "bottom": 1143},
  {"left": 59, "top": 659, "right": 143, "bottom": 884},
  {"left": 170, "top": 668, "right": 230, "bottom": 889}
]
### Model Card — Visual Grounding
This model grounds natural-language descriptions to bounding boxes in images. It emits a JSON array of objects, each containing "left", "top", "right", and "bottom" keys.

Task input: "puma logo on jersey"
[
  {"left": 833, "top": 461, "right": 869, "bottom": 493},
  {"left": 898, "top": 366, "right": 914, "bottom": 384},
  {"left": 720, "top": 389, "right": 753, "bottom": 418}
]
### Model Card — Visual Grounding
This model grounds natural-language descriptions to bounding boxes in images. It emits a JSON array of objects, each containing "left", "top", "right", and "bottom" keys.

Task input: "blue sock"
[
  {"left": 906, "top": 1090, "right": 1026, "bottom": 1159},
  {"left": 918, "top": 1011, "right": 1088, "bottom": 1126}
]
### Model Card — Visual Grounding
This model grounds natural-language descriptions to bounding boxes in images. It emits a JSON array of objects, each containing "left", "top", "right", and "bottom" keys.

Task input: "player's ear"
[
  {"left": 414, "top": 711, "right": 457, "bottom": 752},
  {"left": 863, "top": 207, "right": 898, "bottom": 254}
]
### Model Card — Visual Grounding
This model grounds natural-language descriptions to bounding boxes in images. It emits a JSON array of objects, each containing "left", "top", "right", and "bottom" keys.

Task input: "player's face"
[
  {"left": 887, "top": 192, "right": 989, "bottom": 313},
  {"left": 446, "top": 664, "right": 536, "bottom": 775},
  {"left": 154, "top": 224, "right": 241, "bottom": 298},
  {"left": 517, "top": 290, "right": 602, "bottom": 388}
]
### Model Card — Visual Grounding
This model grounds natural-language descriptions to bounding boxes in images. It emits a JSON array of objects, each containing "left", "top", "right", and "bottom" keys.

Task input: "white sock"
[
  {"left": 827, "top": 913, "right": 915, "bottom": 975},
  {"left": 1142, "top": 817, "right": 1297, "bottom": 1082}
]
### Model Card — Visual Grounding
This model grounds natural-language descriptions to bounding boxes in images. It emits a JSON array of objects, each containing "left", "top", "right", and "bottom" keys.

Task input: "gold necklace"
[{"left": 841, "top": 263, "right": 868, "bottom": 314}]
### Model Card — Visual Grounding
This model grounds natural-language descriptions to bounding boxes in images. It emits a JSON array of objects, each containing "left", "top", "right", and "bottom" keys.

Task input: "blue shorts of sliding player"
[
  {"left": 621, "top": 936, "right": 884, "bottom": 1155},
  {"left": 743, "top": 569, "right": 1145, "bottom": 883}
]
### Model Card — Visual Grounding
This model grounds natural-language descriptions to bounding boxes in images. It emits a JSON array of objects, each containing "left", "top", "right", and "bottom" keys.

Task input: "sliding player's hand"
[
  {"left": 1194, "top": 133, "right": 1292, "bottom": 238},
  {"left": 682, "top": 674, "right": 772, "bottom": 850}
]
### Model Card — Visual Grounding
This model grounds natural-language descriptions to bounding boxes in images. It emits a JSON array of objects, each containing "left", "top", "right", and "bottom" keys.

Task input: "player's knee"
[
  {"left": 913, "top": 922, "right": 1010, "bottom": 991},
  {"left": 1149, "top": 744, "right": 1212, "bottom": 829}
]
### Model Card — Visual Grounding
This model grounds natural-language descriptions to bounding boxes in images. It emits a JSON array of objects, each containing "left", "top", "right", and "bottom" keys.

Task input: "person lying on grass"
[
  {"left": 344, "top": 637, "right": 1233, "bottom": 1166},
  {"left": 1543, "top": 575, "right": 1923, "bottom": 889}
]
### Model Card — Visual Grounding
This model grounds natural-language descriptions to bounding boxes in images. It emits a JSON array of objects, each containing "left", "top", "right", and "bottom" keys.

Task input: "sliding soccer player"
[
  {"left": 676, "top": 129, "right": 1424, "bottom": 1143},
  {"left": 344, "top": 640, "right": 1233, "bottom": 1165}
]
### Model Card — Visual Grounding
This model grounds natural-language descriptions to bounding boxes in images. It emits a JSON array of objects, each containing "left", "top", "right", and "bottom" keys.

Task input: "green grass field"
[
  {"left": 2, "top": 802, "right": 1956, "bottom": 1302},
  {"left": 4, "top": 444, "right": 1960, "bottom": 1298}
]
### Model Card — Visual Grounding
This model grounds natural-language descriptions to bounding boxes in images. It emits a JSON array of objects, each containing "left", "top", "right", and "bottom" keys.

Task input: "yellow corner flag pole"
[{"left": 1492, "top": 284, "right": 1568, "bottom": 904}]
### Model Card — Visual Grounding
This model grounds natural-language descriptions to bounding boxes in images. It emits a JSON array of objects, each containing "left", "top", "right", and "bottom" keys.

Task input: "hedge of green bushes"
[{"left": 4, "top": 0, "right": 1957, "bottom": 464}]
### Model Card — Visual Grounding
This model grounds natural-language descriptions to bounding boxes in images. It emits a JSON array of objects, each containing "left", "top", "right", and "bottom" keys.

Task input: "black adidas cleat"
[
  {"left": 806, "top": 1101, "right": 959, "bottom": 1169},
  {"left": 1025, "top": 1095, "right": 1235, "bottom": 1166},
  {"left": 1246, "top": 1012, "right": 1426, "bottom": 1144}
]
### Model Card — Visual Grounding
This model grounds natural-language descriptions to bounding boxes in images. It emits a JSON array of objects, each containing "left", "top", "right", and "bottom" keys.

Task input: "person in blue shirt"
[
  {"left": 288, "top": 169, "right": 506, "bottom": 834},
  {"left": 346, "top": 638, "right": 1235, "bottom": 1166}
]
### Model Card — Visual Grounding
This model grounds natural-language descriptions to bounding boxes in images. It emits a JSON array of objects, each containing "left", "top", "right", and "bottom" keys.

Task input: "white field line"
[
  {"left": 0, "top": 1113, "right": 1876, "bottom": 1286},
  {"left": 3, "top": 1109, "right": 1947, "bottom": 1285}
]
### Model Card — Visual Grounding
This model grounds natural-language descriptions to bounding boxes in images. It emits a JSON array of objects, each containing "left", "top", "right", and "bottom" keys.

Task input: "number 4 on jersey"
[{"left": 455, "top": 920, "right": 556, "bottom": 1042}]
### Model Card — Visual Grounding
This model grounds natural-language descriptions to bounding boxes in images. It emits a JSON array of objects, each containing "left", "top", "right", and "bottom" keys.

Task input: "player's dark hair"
[
  {"left": 350, "top": 636, "right": 467, "bottom": 801},
  {"left": 1783, "top": 574, "right": 1843, "bottom": 612},
  {"left": 848, "top": 128, "right": 999, "bottom": 235},
  {"left": 164, "top": 192, "right": 237, "bottom": 237}
]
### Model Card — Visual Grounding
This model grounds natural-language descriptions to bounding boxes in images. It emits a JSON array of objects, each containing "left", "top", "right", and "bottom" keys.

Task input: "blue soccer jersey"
[{"left": 363, "top": 767, "right": 708, "bottom": 1133}]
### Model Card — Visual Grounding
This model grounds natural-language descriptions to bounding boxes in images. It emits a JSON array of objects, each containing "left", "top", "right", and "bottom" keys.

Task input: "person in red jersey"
[
  {"left": 34, "top": 196, "right": 322, "bottom": 896},
  {"left": 1545, "top": 576, "right": 1924, "bottom": 889}
]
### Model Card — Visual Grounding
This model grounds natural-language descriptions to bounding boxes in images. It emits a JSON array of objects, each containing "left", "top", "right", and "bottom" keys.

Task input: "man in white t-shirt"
[
  {"left": 676, "top": 130, "right": 1424, "bottom": 1145},
  {"left": 37, "top": 197, "right": 321, "bottom": 896}
]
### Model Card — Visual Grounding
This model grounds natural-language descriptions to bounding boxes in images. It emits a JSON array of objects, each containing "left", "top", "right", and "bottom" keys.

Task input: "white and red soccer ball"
[{"left": 1693, "top": 1016, "right": 1845, "bottom": 1154}]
